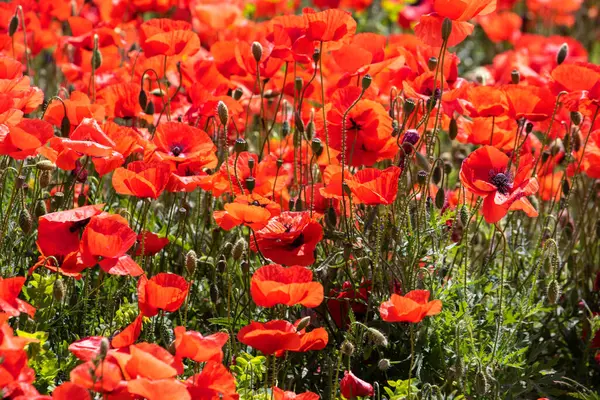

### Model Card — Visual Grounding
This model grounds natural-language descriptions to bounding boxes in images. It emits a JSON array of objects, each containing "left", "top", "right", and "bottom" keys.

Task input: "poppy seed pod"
[
  {"left": 295, "top": 77, "right": 303, "bottom": 94},
  {"left": 403, "top": 98, "right": 416, "bottom": 115},
  {"left": 276, "top": 158, "right": 283, "bottom": 168},
  {"left": 248, "top": 158, "right": 255, "bottom": 172},
  {"left": 428, "top": 57, "right": 438, "bottom": 71},
  {"left": 441, "top": 18, "right": 452, "bottom": 41},
  {"left": 570, "top": 111, "right": 582, "bottom": 126},
  {"left": 8, "top": 15, "right": 18, "bottom": 37},
  {"left": 361, "top": 74, "right": 372, "bottom": 90},
  {"left": 511, "top": 69, "right": 520, "bottom": 84},
  {"left": 232, "top": 88, "right": 243, "bottom": 100},
  {"left": 312, "top": 48, "right": 321, "bottom": 63},
  {"left": 251, "top": 41, "right": 263, "bottom": 62},
  {"left": 245, "top": 177, "right": 256, "bottom": 193},
  {"left": 525, "top": 122, "right": 533, "bottom": 134},
  {"left": 217, "top": 101, "right": 229, "bottom": 126},
  {"left": 234, "top": 138, "right": 247, "bottom": 154},
  {"left": 556, "top": 43, "right": 569, "bottom": 65},
  {"left": 417, "top": 170, "right": 428, "bottom": 185}
]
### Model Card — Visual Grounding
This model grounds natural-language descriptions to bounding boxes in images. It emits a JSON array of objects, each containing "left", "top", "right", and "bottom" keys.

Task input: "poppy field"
[{"left": 2, "top": 0, "right": 600, "bottom": 398}]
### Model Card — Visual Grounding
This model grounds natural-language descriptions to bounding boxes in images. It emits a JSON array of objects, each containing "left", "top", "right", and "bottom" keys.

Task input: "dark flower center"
[
  {"left": 171, "top": 144, "right": 183, "bottom": 157},
  {"left": 348, "top": 117, "right": 362, "bottom": 131},
  {"left": 251, "top": 200, "right": 261, "bottom": 206},
  {"left": 288, "top": 233, "right": 305, "bottom": 249},
  {"left": 489, "top": 172, "right": 513, "bottom": 195}
]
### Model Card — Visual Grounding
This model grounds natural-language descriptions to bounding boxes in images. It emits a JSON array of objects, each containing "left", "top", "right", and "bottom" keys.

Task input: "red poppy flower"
[
  {"left": 112, "top": 161, "right": 171, "bottom": 199},
  {"left": 250, "top": 264, "right": 324, "bottom": 308},
  {"left": 115, "top": 343, "right": 183, "bottom": 380},
  {"left": 37, "top": 204, "right": 104, "bottom": 257},
  {"left": 250, "top": 211, "right": 323, "bottom": 266},
  {"left": 379, "top": 290, "right": 442, "bottom": 323},
  {"left": 135, "top": 231, "right": 170, "bottom": 256},
  {"left": 415, "top": 0, "right": 496, "bottom": 47},
  {"left": 166, "top": 160, "right": 215, "bottom": 193},
  {"left": 340, "top": 371, "right": 374, "bottom": 399},
  {"left": 293, "top": 325, "right": 328, "bottom": 353},
  {"left": 315, "top": 86, "right": 396, "bottom": 167},
  {"left": 68, "top": 336, "right": 108, "bottom": 361},
  {"left": 184, "top": 361, "right": 238, "bottom": 400},
  {"left": 214, "top": 194, "right": 281, "bottom": 231},
  {"left": 303, "top": 8, "right": 357, "bottom": 51},
  {"left": 174, "top": 326, "right": 229, "bottom": 363},
  {"left": 0, "top": 119, "right": 54, "bottom": 160},
  {"left": 327, "top": 281, "right": 370, "bottom": 329},
  {"left": 97, "top": 82, "right": 144, "bottom": 119},
  {"left": 43, "top": 91, "right": 105, "bottom": 132},
  {"left": 273, "top": 387, "right": 319, "bottom": 400},
  {"left": 502, "top": 85, "right": 556, "bottom": 121},
  {"left": 459, "top": 145, "right": 539, "bottom": 223},
  {"left": 69, "top": 359, "right": 123, "bottom": 393},
  {"left": 77, "top": 212, "right": 142, "bottom": 276},
  {"left": 0, "top": 277, "right": 35, "bottom": 318},
  {"left": 51, "top": 382, "right": 91, "bottom": 400},
  {"left": 467, "top": 86, "right": 509, "bottom": 118},
  {"left": 551, "top": 62, "right": 600, "bottom": 111},
  {"left": 138, "top": 273, "right": 191, "bottom": 317},
  {"left": 478, "top": 11, "right": 522, "bottom": 43},
  {"left": 112, "top": 314, "right": 144, "bottom": 348},
  {"left": 151, "top": 121, "right": 216, "bottom": 165},
  {"left": 237, "top": 320, "right": 301, "bottom": 355},
  {"left": 140, "top": 19, "right": 200, "bottom": 59},
  {"left": 128, "top": 378, "right": 191, "bottom": 400},
  {"left": 347, "top": 166, "right": 402, "bottom": 205}
]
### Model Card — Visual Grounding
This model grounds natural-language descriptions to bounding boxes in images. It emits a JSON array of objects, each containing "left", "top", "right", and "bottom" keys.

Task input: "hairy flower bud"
[
  {"left": 19, "top": 209, "right": 32, "bottom": 234},
  {"left": 185, "top": 250, "right": 197, "bottom": 276},
  {"left": 53, "top": 278, "right": 66, "bottom": 301},
  {"left": 441, "top": 18, "right": 452, "bottom": 41},
  {"left": 217, "top": 101, "right": 229, "bottom": 126},
  {"left": 232, "top": 238, "right": 247, "bottom": 261},
  {"left": 340, "top": 340, "right": 355, "bottom": 356},
  {"left": 367, "top": 327, "right": 388, "bottom": 347},
  {"left": 556, "top": 43, "right": 569, "bottom": 65},
  {"left": 251, "top": 41, "right": 263, "bottom": 63},
  {"left": 547, "top": 279, "right": 560, "bottom": 304}
]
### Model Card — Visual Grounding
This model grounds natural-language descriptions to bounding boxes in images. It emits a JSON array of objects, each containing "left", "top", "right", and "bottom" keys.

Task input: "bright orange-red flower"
[
  {"left": 174, "top": 326, "right": 229, "bottom": 363},
  {"left": 250, "top": 211, "right": 323, "bottom": 266},
  {"left": 135, "top": 231, "right": 170, "bottom": 256},
  {"left": 138, "top": 273, "right": 190, "bottom": 317},
  {"left": 214, "top": 194, "right": 281, "bottom": 231},
  {"left": 112, "top": 161, "right": 171, "bottom": 199},
  {"left": 303, "top": 8, "right": 357, "bottom": 51},
  {"left": 0, "top": 277, "right": 35, "bottom": 318},
  {"left": 128, "top": 378, "right": 190, "bottom": 400},
  {"left": 151, "top": 121, "right": 216, "bottom": 165},
  {"left": 459, "top": 145, "right": 539, "bottom": 223},
  {"left": 273, "top": 387, "right": 319, "bottom": 400},
  {"left": 43, "top": 91, "right": 105, "bottom": 132},
  {"left": 250, "top": 264, "right": 324, "bottom": 308},
  {"left": 379, "top": 290, "right": 442, "bottom": 323},
  {"left": 184, "top": 361, "right": 238, "bottom": 400},
  {"left": 237, "top": 320, "right": 301, "bottom": 355},
  {"left": 140, "top": 19, "right": 200, "bottom": 59},
  {"left": 503, "top": 85, "right": 556, "bottom": 121},
  {"left": 111, "top": 314, "right": 144, "bottom": 349}
]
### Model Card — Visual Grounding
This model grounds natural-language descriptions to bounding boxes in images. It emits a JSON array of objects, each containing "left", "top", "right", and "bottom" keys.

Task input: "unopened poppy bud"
[
  {"left": 222, "top": 242, "right": 233, "bottom": 258},
  {"left": 8, "top": 15, "right": 18, "bottom": 37},
  {"left": 475, "top": 370, "right": 489, "bottom": 395},
  {"left": 19, "top": 209, "right": 32, "bottom": 234},
  {"left": 342, "top": 182, "right": 352, "bottom": 196},
  {"left": 525, "top": 122, "right": 533, "bottom": 134},
  {"left": 60, "top": 116, "right": 71, "bottom": 137},
  {"left": 16, "top": 175, "right": 25, "bottom": 189},
  {"left": 427, "top": 57, "right": 438, "bottom": 71},
  {"left": 441, "top": 18, "right": 452, "bottom": 41},
  {"left": 39, "top": 170, "right": 51, "bottom": 188},
  {"left": 403, "top": 98, "right": 416, "bottom": 115},
  {"left": 340, "top": 340, "right": 355, "bottom": 356},
  {"left": 145, "top": 101, "right": 155, "bottom": 115},
  {"left": 435, "top": 188, "right": 445, "bottom": 209},
  {"left": 294, "top": 111, "right": 305, "bottom": 133},
  {"left": 459, "top": 205, "right": 469, "bottom": 226},
  {"left": 34, "top": 200, "right": 47, "bottom": 218},
  {"left": 232, "top": 238, "right": 247, "bottom": 261},
  {"left": 251, "top": 41, "right": 263, "bottom": 62},
  {"left": 210, "top": 285, "right": 219, "bottom": 303},
  {"left": 99, "top": 337, "right": 109, "bottom": 359},
  {"left": 563, "top": 132, "right": 571, "bottom": 152},
  {"left": 367, "top": 327, "right": 388, "bottom": 347},
  {"left": 449, "top": 118, "right": 458, "bottom": 140},
  {"left": 378, "top": 358, "right": 391, "bottom": 371},
  {"left": 556, "top": 43, "right": 569, "bottom": 65},
  {"left": 185, "top": 250, "right": 197, "bottom": 276},
  {"left": 241, "top": 259, "right": 250, "bottom": 274},
  {"left": 281, "top": 120, "right": 290, "bottom": 137},
  {"left": 295, "top": 197, "right": 303, "bottom": 211},
  {"left": 296, "top": 316, "right": 311, "bottom": 331},
  {"left": 232, "top": 88, "right": 243, "bottom": 100},
  {"left": 326, "top": 206, "right": 337, "bottom": 227},
  {"left": 245, "top": 176, "right": 255, "bottom": 193},
  {"left": 361, "top": 74, "right": 372, "bottom": 90},
  {"left": 312, "top": 48, "right": 320, "bottom": 63},
  {"left": 53, "top": 278, "right": 65, "bottom": 301},
  {"left": 561, "top": 179, "right": 570, "bottom": 196},
  {"left": 391, "top": 120, "right": 399, "bottom": 137},
  {"left": 547, "top": 279, "right": 560, "bottom": 304},
  {"left": 511, "top": 69, "right": 520, "bottom": 84},
  {"left": 573, "top": 132, "right": 582, "bottom": 152},
  {"left": 417, "top": 170, "right": 428, "bottom": 185},
  {"left": 36, "top": 160, "right": 55, "bottom": 171},
  {"left": 295, "top": 77, "right": 303, "bottom": 94},
  {"left": 217, "top": 101, "right": 229, "bottom": 126},
  {"left": 217, "top": 254, "right": 227, "bottom": 273},
  {"left": 432, "top": 165, "right": 442, "bottom": 184},
  {"left": 139, "top": 90, "right": 148, "bottom": 109},
  {"left": 51, "top": 192, "right": 64, "bottom": 210},
  {"left": 234, "top": 138, "right": 247, "bottom": 154},
  {"left": 248, "top": 158, "right": 255, "bottom": 172},
  {"left": 570, "top": 111, "right": 582, "bottom": 126},
  {"left": 311, "top": 138, "right": 323, "bottom": 156},
  {"left": 92, "top": 48, "right": 102, "bottom": 70}
]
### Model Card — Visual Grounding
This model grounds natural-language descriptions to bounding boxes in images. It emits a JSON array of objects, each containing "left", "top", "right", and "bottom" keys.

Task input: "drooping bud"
[
  {"left": 441, "top": 18, "right": 452, "bottom": 41},
  {"left": 36, "top": 160, "right": 56, "bottom": 171},
  {"left": 232, "top": 238, "right": 246, "bottom": 261},
  {"left": 570, "top": 111, "right": 582, "bottom": 126},
  {"left": 251, "top": 42, "right": 263, "bottom": 63},
  {"left": 361, "top": 74, "right": 372, "bottom": 91},
  {"left": 367, "top": 327, "right": 388, "bottom": 347},
  {"left": 19, "top": 209, "right": 32, "bottom": 234},
  {"left": 306, "top": 120, "right": 315, "bottom": 139},
  {"left": 60, "top": 116, "right": 71, "bottom": 137},
  {"left": 53, "top": 278, "right": 65, "bottom": 301},
  {"left": 547, "top": 279, "right": 560, "bottom": 304},
  {"left": 296, "top": 316, "right": 311, "bottom": 331},
  {"left": 511, "top": 69, "right": 520, "bottom": 84},
  {"left": 217, "top": 101, "right": 229, "bottom": 126},
  {"left": 139, "top": 89, "right": 148, "bottom": 110},
  {"left": 234, "top": 138, "right": 247, "bottom": 154},
  {"left": 449, "top": 118, "right": 458, "bottom": 140},
  {"left": 432, "top": 165, "right": 442, "bottom": 185},
  {"left": 435, "top": 188, "right": 445, "bottom": 209},
  {"left": 145, "top": 101, "right": 155, "bottom": 115},
  {"left": 427, "top": 57, "right": 438, "bottom": 71},
  {"left": 312, "top": 48, "right": 321, "bottom": 63},
  {"left": 216, "top": 254, "right": 227, "bottom": 273},
  {"left": 311, "top": 138, "right": 323, "bottom": 156},
  {"left": 8, "top": 15, "right": 18, "bottom": 37},
  {"left": 556, "top": 43, "right": 569, "bottom": 65},
  {"left": 185, "top": 250, "right": 197, "bottom": 276}
]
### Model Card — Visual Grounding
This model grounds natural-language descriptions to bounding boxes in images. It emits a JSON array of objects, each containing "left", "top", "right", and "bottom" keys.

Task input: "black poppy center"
[
  {"left": 171, "top": 144, "right": 183, "bottom": 157},
  {"left": 490, "top": 172, "right": 513, "bottom": 195},
  {"left": 349, "top": 117, "right": 362, "bottom": 131}
]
